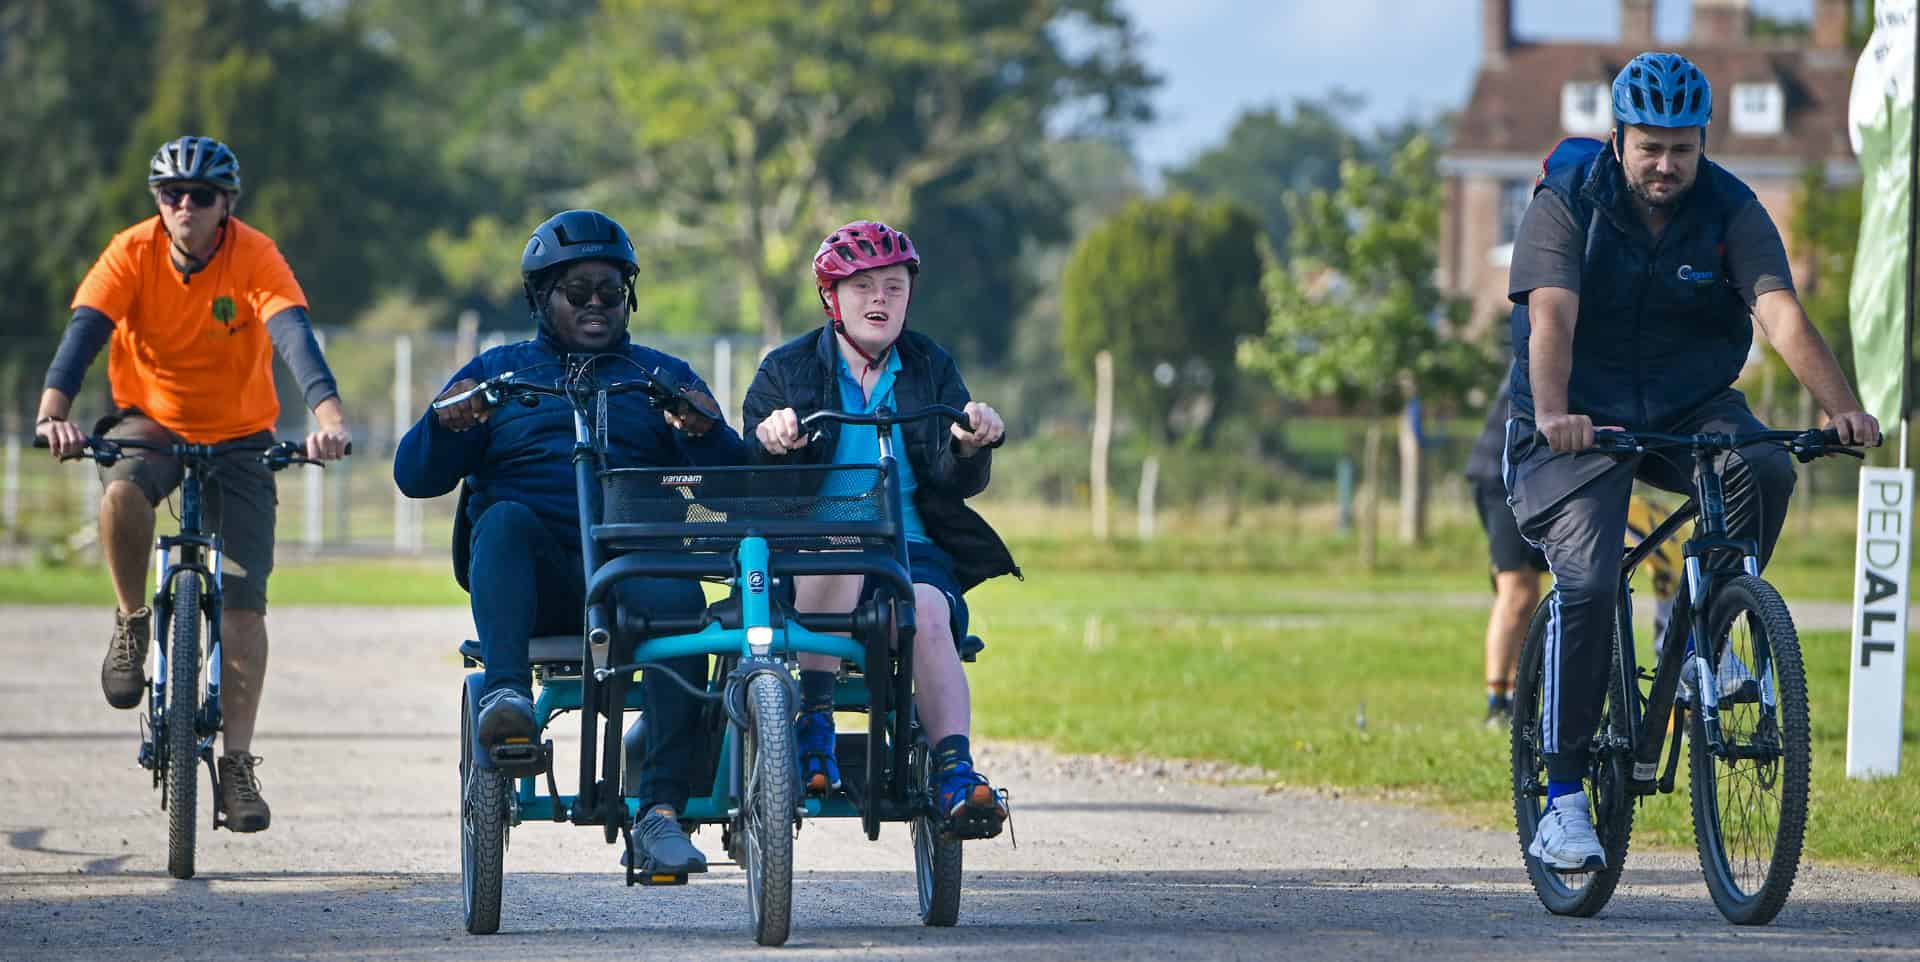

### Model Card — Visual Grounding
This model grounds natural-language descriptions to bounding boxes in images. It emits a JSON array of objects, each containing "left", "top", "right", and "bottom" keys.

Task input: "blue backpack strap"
[{"left": 1535, "top": 136, "right": 1605, "bottom": 191}]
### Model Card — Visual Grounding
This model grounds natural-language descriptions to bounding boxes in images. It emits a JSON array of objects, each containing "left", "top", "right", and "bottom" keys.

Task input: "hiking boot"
[
  {"left": 1528, "top": 790, "right": 1604, "bottom": 873},
  {"left": 218, "top": 752, "right": 272, "bottom": 833},
  {"left": 935, "top": 762, "right": 1009, "bottom": 841},
  {"left": 626, "top": 805, "right": 707, "bottom": 874},
  {"left": 101, "top": 607, "right": 152, "bottom": 710},
  {"left": 795, "top": 709, "right": 841, "bottom": 796}
]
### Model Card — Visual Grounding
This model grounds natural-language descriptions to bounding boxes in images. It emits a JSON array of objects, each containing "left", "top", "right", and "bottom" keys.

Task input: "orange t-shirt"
[{"left": 71, "top": 216, "right": 307, "bottom": 443}]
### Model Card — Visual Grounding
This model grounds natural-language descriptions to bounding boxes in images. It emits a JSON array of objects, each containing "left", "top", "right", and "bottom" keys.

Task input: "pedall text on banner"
[{"left": 1849, "top": 468, "right": 1911, "bottom": 778}]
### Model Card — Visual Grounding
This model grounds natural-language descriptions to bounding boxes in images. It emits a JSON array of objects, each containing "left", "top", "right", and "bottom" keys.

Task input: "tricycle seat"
[{"left": 459, "top": 635, "right": 584, "bottom": 668}]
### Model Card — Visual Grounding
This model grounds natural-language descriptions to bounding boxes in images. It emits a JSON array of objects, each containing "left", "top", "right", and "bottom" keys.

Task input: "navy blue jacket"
[
  {"left": 394, "top": 331, "right": 747, "bottom": 583},
  {"left": 742, "top": 326, "right": 1019, "bottom": 592},
  {"left": 1509, "top": 146, "right": 1756, "bottom": 432}
]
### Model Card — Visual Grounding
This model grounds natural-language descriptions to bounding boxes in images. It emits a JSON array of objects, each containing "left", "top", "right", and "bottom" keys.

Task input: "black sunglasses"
[
  {"left": 157, "top": 185, "right": 223, "bottom": 208},
  {"left": 556, "top": 279, "right": 629, "bottom": 309}
]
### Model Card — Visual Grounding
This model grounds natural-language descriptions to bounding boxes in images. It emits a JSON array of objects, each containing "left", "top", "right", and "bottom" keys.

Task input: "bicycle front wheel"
[
  {"left": 165, "top": 574, "right": 203, "bottom": 880},
  {"left": 1688, "top": 575, "right": 1808, "bottom": 925},
  {"left": 742, "top": 672, "right": 795, "bottom": 946},
  {"left": 1511, "top": 592, "right": 1634, "bottom": 916}
]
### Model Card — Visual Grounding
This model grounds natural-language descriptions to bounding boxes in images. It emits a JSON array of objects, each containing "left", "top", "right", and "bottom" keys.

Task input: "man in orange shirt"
[{"left": 33, "top": 136, "right": 352, "bottom": 832}]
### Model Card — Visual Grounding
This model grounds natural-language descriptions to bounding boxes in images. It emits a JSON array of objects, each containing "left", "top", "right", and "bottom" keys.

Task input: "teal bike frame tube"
[
  {"left": 627, "top": 622, "right": 867, "bottom": 670},
  {"left": 741, "top": 536, "right": 771, "bottom": 629}
]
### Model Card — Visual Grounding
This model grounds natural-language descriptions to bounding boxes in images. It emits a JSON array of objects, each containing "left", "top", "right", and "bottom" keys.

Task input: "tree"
[
  {"left": 530, "top": 0, "right": 1154, "bottom": 344},
  {"left": 1162, "top": 92, "right": 1365, "bottom": 256},
  {"left": 1240, "top": 135, "right": 1497, "bottom": 558},
  {"left": 1059, "top": 194, "right": 1268, "bottom": 445},
  {"left": 110, "top": 0, "right": 451, "bottom": 325},
  {"left": 0, "top": 0, "right": 158, "bottom": 413}
]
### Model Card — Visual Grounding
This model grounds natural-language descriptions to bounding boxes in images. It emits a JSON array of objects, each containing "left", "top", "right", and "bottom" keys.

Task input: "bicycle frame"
[
  {"left": 476, "top": 371, "right": 923, "bottom": 844},
  {"left": 145, "top": 452, "right": 226, "bottom": 778},
  {"left": 1611, "top": 443, "right": 1777, "bottom": 791}
]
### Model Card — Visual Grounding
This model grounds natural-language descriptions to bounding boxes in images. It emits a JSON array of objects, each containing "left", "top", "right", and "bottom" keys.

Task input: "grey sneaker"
[
  {"left": 1528, "top": 790, "right": 1605, "bottom": 873},
  {"left": 218, "top": 752, "right": 272, "bottom": 833},
  {"left": 101, "top": 607, "right": 151, "bottom": 709},
  {"left": 627, "top": 805, "right": 707, "bottom": 874}
]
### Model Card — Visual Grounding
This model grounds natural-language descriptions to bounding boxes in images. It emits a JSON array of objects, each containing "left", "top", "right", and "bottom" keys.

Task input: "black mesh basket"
[{"left": 595, "top": 463, "right": 895, "bottom": 550}]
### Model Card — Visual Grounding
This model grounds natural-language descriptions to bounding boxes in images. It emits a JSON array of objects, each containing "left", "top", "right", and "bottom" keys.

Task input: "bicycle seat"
[{"left": 459, "top": 636, "right": 584, "bottom": 668}]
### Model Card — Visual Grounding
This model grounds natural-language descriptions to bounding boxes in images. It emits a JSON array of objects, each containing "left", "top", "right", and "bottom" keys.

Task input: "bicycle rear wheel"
[
  {"left": 1688, "top": 575, "right": 1807, "bottom": 925},
  {"left": 165, "top": 575, "right": 202, "bottom": 881},
  {"left": 742, "top": 672, "right": 795, "bottom": 946},
  {"left": 1511, "top": 592, "right": 1634, "bottom": 916},
  {"left": 911, "top": 731, "right": 963, "bottom": 926}
]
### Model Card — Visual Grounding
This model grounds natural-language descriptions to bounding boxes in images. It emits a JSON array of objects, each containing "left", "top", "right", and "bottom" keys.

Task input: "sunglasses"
[
  {"left": 557, "top": 279, "right": 629, "bottom": 309},
  {"left": 156, "top": 185, "right": 224, "bottom": 209}
]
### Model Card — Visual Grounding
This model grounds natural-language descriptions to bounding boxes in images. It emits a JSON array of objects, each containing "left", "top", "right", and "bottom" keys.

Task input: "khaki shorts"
[{"left": 96, "top": 411, "right": 277, "bottom": 611}]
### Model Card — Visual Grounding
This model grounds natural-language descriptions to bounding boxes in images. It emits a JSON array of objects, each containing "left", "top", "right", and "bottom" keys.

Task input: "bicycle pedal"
[{"left": 486, "top": 740, "right": 549, "bottom": 777}]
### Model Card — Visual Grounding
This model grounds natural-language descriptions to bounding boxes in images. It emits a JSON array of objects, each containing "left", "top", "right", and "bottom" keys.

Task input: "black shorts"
[
  {"left": 859, "top": 538, "right": 970, "bottom": 643},
  {"left": 1473, "top": 480, "right": 1547, "bottom": 575}
]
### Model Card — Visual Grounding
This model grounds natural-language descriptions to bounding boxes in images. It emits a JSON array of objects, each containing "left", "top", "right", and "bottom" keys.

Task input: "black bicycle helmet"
[
  {"left": 148, "top": 136, "right": 241, "bottom": 191},
  {"left": 520, "top": 209, "right": 640, "bottom": 316}
]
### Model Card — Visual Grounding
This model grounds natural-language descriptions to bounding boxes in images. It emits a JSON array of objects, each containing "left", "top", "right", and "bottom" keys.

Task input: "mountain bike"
[
  {"left": 38, "top": 433, "right": 343, "bottom": 879},
  {"left": 1512, "top": 427, "right": 1863, "bottom": 924}
]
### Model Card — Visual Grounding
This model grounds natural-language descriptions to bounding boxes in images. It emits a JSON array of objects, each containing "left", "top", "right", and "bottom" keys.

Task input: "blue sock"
[
  {"left": 1546, "top": 779, "right": 1583, "bottom": 803},
  {"left": 933, "top": 734, "right": 972, "bottom": 772}
]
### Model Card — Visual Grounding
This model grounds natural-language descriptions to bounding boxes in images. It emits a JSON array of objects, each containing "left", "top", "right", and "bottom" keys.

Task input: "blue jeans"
[{"left": 468, "top": 500, "right": 708, "bottom": 812}]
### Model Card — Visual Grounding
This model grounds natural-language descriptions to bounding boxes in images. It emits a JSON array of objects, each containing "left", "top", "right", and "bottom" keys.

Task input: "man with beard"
[
  {"left": 394, "top": 209, "right": 745, "bottom": 874},
  {"left": 1502, "top": 53, "right": 1877, "bottom": 872}
]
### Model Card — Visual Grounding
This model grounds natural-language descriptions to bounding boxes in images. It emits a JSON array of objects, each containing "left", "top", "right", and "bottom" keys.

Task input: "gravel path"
[{"left": 1, "top": 605, "right": 1915, "bottom": 961}]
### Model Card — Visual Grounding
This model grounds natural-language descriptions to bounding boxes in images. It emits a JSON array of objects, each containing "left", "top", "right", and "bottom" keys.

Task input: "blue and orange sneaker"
[
  {"left": 795, "top": 709, "right": 841, "bottom": 796},
  {"left": 934, "top": 756, "right": 1009, "bottom": 840}
]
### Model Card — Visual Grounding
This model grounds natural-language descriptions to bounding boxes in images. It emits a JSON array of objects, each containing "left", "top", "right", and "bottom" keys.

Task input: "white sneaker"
[
  {"left": 1528, "top": 790, "right": 1606, "bottom": 873},
  {"left": 1677, "top": 646, "right": 1760, "bottom": 707}
]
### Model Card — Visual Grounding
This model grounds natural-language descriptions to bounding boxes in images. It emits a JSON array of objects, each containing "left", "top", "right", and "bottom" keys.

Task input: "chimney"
[
  {"left": 1621, "top": 0, "right": 1654, "bottom": 47},
  {"left": 1484, "top": 0, "right": 1512, "bottom": 67},
  {"left": 1693, "top": 0, "right": 1750, "bottom": 46},
  {"left": 1813, "top": 0, "right": 1849, "bottom": 49}
]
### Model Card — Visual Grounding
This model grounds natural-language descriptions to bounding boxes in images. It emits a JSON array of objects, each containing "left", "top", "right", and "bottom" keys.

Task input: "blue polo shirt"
[{"left": 832, "top": 349, "right": 928, "bottom": 543}]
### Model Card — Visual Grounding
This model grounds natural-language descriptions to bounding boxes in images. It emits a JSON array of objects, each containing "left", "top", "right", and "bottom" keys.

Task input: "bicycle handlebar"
[
  {"left": 1577, "top": 427, "right": 1868, "bottom": 463},
  {"left": 430, "top": 367, "right": 722, "bottom": 421},
  {"left": 32, "top": 435, "right": 350, "bottom": 469},
  {"left": 797, "top": 404, "right": 1001, "bottom": 448}
]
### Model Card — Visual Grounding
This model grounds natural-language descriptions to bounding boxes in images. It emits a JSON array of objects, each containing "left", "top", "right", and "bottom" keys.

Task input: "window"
[
  {"left": 1732, "top": 83, "right": 1784, "bottom": 136},
  {"left": 1560, "top": 83, "right": 1610, "bottom": 135},
  {"left": 1499, "top": 179, "right": 1533, "bottom": 244}
]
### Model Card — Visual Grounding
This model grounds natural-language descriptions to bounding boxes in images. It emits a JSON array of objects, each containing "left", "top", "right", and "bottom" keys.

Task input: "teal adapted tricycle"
[{"left": 445, "top": 360, "right": 988, "bottom": 945}]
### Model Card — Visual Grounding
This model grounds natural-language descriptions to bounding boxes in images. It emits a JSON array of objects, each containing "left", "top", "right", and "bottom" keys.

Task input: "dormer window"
[
  {"left": 1560, "top": 82, "right": 1610, "bottom": 135},
  {"left": 1732, "top": 83, "right": 1783, "bottom": 135}
]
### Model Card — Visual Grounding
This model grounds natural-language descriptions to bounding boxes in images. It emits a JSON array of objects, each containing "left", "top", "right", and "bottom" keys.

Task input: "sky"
[{"left": 1119, "top": 0, "right": 1827, "bottom": 174}]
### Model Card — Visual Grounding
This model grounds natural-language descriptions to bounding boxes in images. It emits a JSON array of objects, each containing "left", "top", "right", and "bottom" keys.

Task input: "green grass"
[{"left": 0, "top": 557, "right": 465, "bottom": 606}]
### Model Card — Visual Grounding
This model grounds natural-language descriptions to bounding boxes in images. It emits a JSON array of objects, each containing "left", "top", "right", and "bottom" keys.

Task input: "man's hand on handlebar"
[
  {"left": 952, "top": 401, "right": 1005, "bottom": 457},
  {"left": 34, "top": 417, "right": 88, "bottom": 461},
  {"left": 434, "top": 378, "right": 494, "bottom": 433},
  {"left": 663, "top": 388, "right": 721, "bottom": 439},
  {"left": 1827, "top": 410, "right": 1881, "bottom": 448},
  {"left": 1537, "top": 412, "right": 1625, "bottom": 454},
  {"left": 756, "top": 408, "right": 807, "bottom": 455}
]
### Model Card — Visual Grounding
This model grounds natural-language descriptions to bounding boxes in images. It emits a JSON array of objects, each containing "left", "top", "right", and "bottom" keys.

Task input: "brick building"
[{"left": 1440, "top": 0, "right": 1860, "bottom": 331}]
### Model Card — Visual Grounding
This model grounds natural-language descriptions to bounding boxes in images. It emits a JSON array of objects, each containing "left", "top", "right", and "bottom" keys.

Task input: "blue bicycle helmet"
[
  {"left": 1612, "top": 52, "right": 1712, "bottom": 129},
  {"left": 519, "top": 209, "right": 639, "bottom": 318}
]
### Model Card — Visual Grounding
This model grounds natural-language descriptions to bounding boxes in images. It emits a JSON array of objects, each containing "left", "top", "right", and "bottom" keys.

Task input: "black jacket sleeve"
[{"left": 923, "top": 349, "right": 991, "bottom": 499}]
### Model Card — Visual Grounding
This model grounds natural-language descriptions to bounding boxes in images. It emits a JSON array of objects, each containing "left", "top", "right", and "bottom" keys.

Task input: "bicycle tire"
[
  {"left": 1688, "top": 575, "right": 1807, "bottom": 925},
  {"left": 911, "top": 733, "right": 963, "bottom": 926},
  {"left": 461, "top": 685, "right": 509, "bottom": 935},
  {"left": 1511, "top": 592, "right": 1634, "bottom": 915},
  {"left": 742, "top": 672, "right": 795, "bottom": 946},
  {"left": 165, "top": 574, "right": 202, "bottom": 881}
]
